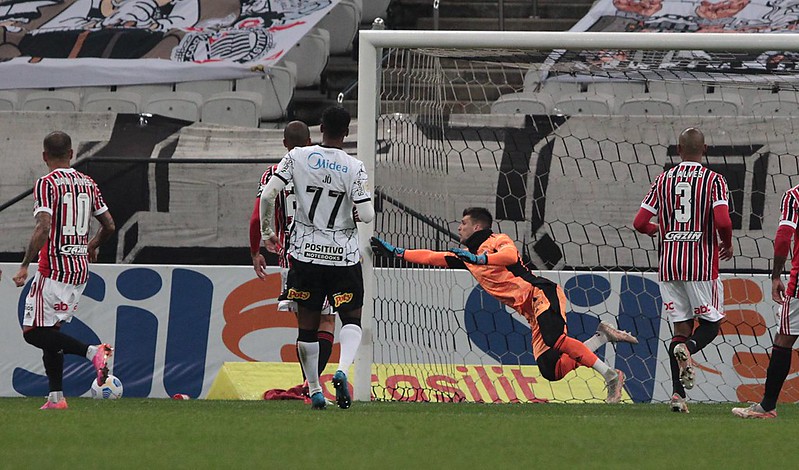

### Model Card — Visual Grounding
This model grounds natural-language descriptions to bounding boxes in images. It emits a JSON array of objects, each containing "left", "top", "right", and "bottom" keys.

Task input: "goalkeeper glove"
[
  {"left": 449, "top": 248, "right": 487, "bottom": 265},
  {"left": 370, "top": 236, "right": 406, "bottom": 258}
]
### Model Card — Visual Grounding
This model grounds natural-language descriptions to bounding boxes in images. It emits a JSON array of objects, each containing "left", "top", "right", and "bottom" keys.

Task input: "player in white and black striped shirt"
[
  {"left": 248, "top": 121, "right": 337, "bottom": 398},
  {"left": 634, "top": 127, "right": 734, "bottom": 413},
  {"left": 260, "top": 107, "right": 374, "bottom": 410}
]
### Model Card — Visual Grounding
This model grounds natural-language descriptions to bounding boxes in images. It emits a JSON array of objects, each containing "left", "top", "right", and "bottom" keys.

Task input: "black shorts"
[{"left": 285, "top": 259, "right": 363, "bottom": 313}]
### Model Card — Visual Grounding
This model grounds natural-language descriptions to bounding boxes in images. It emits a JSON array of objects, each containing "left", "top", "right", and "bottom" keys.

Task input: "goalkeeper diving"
[{"left": 371, "top": 207, "right": 638, "bottom": 403}]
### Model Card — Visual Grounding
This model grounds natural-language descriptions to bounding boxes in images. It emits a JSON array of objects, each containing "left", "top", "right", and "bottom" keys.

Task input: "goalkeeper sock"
[
  {"left": 761, "top": 345, "right": 792, "bottom": 412},
  {"left": 336, "top": 324, "right": 362, "bottom": 374},
  {"left": 583, "top": 332, "right": 608, "bottom": 352},
  {"left": 297, "top": 341, "right": 321, "bottom": 395},
  {"left": 318, "top": 330, "right": 334, "bottom": 373}
]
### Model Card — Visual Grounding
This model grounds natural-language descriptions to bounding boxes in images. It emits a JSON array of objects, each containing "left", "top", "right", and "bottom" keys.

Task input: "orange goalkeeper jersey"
[{"left": 403, "top": 230, "right": 567, "bottom": 358}]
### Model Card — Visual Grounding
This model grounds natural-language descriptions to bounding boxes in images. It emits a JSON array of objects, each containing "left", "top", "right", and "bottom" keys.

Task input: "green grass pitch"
[{"left": 0, "top": 398, "right": 790, "bottom": 469}]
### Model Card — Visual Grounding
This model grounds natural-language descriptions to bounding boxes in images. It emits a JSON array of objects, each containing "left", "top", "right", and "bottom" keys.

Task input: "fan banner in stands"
[
  {"left": 0, "top": 0, "right": 339, "bottom": 89},
  {"left": 561, "top": 0, "right": 799, "bottom": 74}
]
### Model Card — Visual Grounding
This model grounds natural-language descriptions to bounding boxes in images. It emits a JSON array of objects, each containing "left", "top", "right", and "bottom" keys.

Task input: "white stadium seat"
[
  {"left": 143, "top": 91, "right": 203, "bottom": 122},
  {"left": 201, "top": 92, "right": 263, "bottom": 128},
  {"left": 283, "top": 28, "right": 330, "bottom": 88},
  {"left": 236, "top": 61, "right": 297, "bottom": 121},
  {"left": 175, "top": 80, "right": 234, "bottom": 99},
  {"left": 553, "top": 93, "right": 614, "bottom": 115},
  {"left": 0, "top": 91, "right": 18, "bottom": 111},
  {"left": 681, "top": 94, "right": 743, "bottom": 116},
  {"left": 83, "top": 92, "right": 142, "bottom": 114},
  {"left": 117, "top": 83, "right": 174, "bottom": 107},
  {"left": 587, "top": 82, "right": 643, "bottom": 102},
  {"left": 618, "top": 93, "right": 682, "bottom": 116},
  {"left": 22, "top": 91, "right": 81, "bottom": 112},
  {"left": 491, "top": 92, "right": 553, "bottom": 115},
  {"left": 749, "top": 92, "right": 799, "bottom": 117},
  {"left": 317, "top": 0, "right": 362, "bottom": 55}
]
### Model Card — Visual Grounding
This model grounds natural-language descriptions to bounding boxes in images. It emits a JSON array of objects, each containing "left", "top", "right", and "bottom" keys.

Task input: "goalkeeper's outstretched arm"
[{"left": 370, "top": 236, "right": 460, "bottom": 268}]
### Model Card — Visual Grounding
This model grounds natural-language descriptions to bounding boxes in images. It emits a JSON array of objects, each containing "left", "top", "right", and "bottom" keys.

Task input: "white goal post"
[{"left": 353, "top": 30, "right": 799, "bottom": 403}]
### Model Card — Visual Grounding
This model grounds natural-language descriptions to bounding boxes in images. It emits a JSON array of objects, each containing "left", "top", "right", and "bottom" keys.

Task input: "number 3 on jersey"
[
  {"left": 306, "top": 185, "right": 346, "bottom": 229},
  {"left": 675, "top": 182, "right": 692, "bottom": 223},
  {"left": 62, "top": 192, "right": 91, "bottom": 236}
]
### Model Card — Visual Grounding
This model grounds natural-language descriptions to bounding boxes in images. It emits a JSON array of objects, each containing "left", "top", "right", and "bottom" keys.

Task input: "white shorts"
[
  {"left": 23, "top": 271, "right": 86, "bottom": 327},
  {"left": 277, "top": 268, "right": 334, "bottom": 315},
  {"left": 660, "top": 279, "right": 725, "bottom": 323},
  {"left": 778, "top": 296, "right": 799, "bottom": 336}
]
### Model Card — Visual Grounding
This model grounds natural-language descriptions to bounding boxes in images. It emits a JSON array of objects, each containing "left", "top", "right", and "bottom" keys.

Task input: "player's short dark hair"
[
  {"left": 284, "top": 120, "right": 310, "bottom": 148},
  {"left": 321, "top": 106, "right": 350, "bottom": 139},
  {"left": 462, "top": 207, "right": 493, "bottom": 228},
  {"left": 43, "top": 131, "right": 72, "bottom": 159}
]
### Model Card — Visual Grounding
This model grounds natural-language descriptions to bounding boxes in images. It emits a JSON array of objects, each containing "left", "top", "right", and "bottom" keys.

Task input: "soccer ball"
[{"left": 91, "top": 375, "right": 123, "bottom": 399}]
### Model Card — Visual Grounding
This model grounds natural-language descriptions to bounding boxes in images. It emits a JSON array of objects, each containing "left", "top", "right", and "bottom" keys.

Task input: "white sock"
[
  {"left": 86, "top": 345, "right": 98, "bottom": 360},
  {"left": 592, "top": 359, "right": 615, "bottom": 381},
  {"left": 48, "top": 391, "right": 63, "bottom": 403},
  {"left": 336, "top": 324, "right": 362, "bottom": 375},
  {"left": 297, "top": 341, "right": 321, "bottom": 395},
  {"left": 584, "top": 333, "right": 608, "bottom": 352}
]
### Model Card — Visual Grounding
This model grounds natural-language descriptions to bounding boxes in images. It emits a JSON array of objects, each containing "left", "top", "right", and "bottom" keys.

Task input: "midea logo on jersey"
[
  {"left": 308, "top": 152, "right": 349, "bottom": 173},
  {"left": 664, "top": 231, "right": 702, "bottom": 242}
]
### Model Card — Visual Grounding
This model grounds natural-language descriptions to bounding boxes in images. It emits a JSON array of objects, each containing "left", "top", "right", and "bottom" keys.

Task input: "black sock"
[
  {"left": 318, "top": 331, "right": 334, "bottom": 373},
  {"left": 686, "top": 319, "right": 721, "bottom": 354},
  {"left": 761, "top": 345, "right": 793, "bottom": 412},
  {"left": 669, "top": 336, "right": 687, "bottom": 398},
  {"left": 42, "top": 349, "right": 64, "bottom": 392},
  {"left": 23, "top": 327, "right": 89, "bottom": 357}
]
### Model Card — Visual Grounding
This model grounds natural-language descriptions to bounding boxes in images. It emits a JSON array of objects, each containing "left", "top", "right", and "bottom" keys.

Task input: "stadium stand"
[
  {"left": 201, "top": 92, "right": 263, "bottom": 128},
  {"left": 143, "top": 91, "right": 204, "bottom": 122},
  {"left": 362, "top": 0, "right": 392, "bottom": 23},
  {"left": 235, "top": 62, "right": 297, "bottom": 121},
  {"left": 490, "top": 92, "right": 553, "bottom": 115},
  {"left": 0, "top": 91, "right": 17, "bottom": 111},
  {"left": 748, "top": 91, "right": 799, "bottom": 117},
  {"left": 22, "top": 90, "right": 81, "bottom": 112},
  {"left": 681, "top": 94, "right": 744, "bottom": 117},
  {"left": 175, "top": 80, "right": 234, "bottom": 100},
  {"left": 618, "top": 93, "right": 683, "bottom": 116},
  {"left": 83, "top": 92, "right": 142, "bottom": 114},
  {"left": 317, "top": 0, "right": 362, "bottom": 55},
  {"left": 283, "top": 28, "right": 331, "bottom": 88},
  {"left": 553, "top": 92, "right": 615, "bottom": 115}
]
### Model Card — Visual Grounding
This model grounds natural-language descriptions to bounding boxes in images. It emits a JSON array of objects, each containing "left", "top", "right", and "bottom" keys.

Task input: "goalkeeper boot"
[
  {"left": 670, "top": 393, "right": 689, "bottom": 414},
  {"left": 605, "top": 369, "right": 625, "bottom": 404},
  {"left": 332, "top": 370, "right": 352, "bottom": 409},
  {"left": 732, "top": 403, "right": 777, "bottom": 419},
  {"left": 673, "top": 343, "right": 695, "bottom": 390},
  {"left": 310, "top": 392, "right": 326, "bottom": 410},
  {"left": 598, "top": 321, "right": 639, "bottom": 344}
]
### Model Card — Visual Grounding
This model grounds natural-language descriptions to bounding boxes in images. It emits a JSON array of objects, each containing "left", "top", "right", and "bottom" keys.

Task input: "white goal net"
[{"left": 355, "top": 31, "right": 799, "bottom": 405}]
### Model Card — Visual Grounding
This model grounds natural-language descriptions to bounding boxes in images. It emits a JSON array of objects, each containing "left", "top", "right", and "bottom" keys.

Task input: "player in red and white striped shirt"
[
  {"left": 733, "top": 184, "right": 799, "bottom": 419},
  {"left": 634, "top": 127, "right": 733, "bottom": 413},
  {"left": 248, "top": 121, "right": 336, "bottom": 398},
  {"left": 12, "top": 131, "right": 116, "bottom": 410}
]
